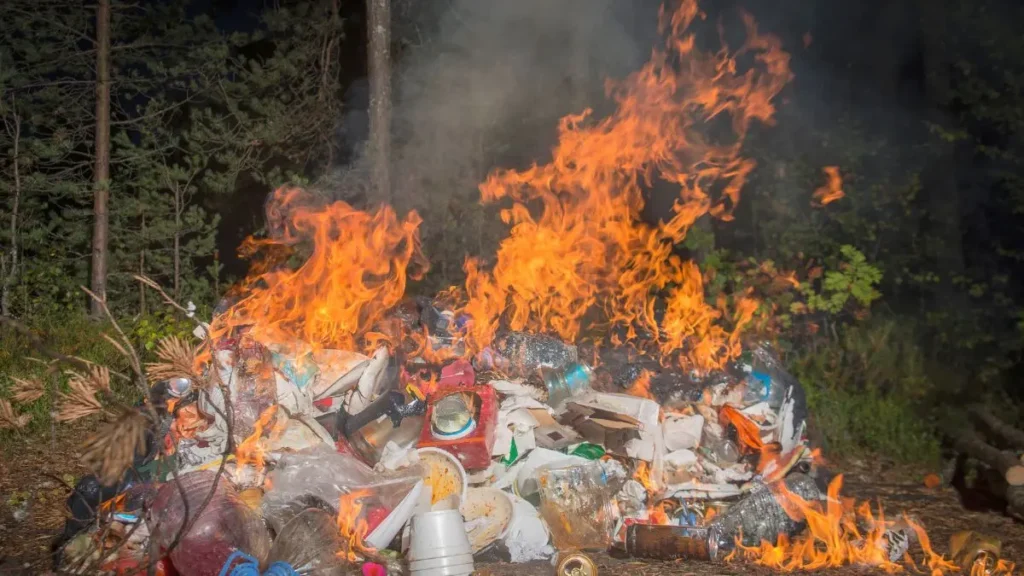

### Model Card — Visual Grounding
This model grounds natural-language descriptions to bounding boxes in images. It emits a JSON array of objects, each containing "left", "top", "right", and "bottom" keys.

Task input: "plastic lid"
[{"left": 432, "top": 394, "right": 473, "bottom": 436}]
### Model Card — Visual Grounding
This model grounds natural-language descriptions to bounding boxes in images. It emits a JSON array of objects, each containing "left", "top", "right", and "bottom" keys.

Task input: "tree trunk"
[
  {"left": 2, "top": 103, "right": 21, "bottom": 317},
  {"left": 173, "top": 185, "right": 181, "bottom": 301},
  {"left": 367, "top": 0, "right": 391, "bottom": 204},
  {"left": 89, "top": 0, "right": 111, "bottom": 317},
  {"left": 139, "top": 211, "right": 146, "bottom": 316}
]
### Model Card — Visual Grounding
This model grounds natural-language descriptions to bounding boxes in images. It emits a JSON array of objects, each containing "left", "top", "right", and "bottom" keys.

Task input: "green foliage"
[
  {"left": 132, "top": 310, "right": 194, "bottom": 352},
  {"left": 800, "top": 246, "right": 882, "bottom": 315}
]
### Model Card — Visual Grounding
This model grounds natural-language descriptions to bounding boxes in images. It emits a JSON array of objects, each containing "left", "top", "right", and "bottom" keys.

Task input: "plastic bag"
[
  {"left": 148, "top": 470, "right": 271, "bottom": 576},
  {"left": 708, "top": 472, "right": 821, "bottom": 549}
]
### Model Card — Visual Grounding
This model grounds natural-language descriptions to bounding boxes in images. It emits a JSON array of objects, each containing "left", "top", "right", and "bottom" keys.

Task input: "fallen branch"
[
  {"left": 969, "top": 404, "right": 1024, "bottom": 451},
  {"left": 949, "top": 426, "right": 1024, "bottom": 487}
]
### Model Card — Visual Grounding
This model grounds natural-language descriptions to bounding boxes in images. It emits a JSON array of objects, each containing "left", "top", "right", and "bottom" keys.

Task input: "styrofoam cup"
[{"left": 407, "top": 509, "right": 473, "bottom": 562}]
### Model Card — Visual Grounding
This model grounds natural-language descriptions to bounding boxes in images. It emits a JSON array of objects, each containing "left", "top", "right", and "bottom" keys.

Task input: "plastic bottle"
[
  {"left": 473, "top": 332, "right": 578, "bottom": 379},
  {"left": 540, "top": 363, "right": 592, "bottom": 407},
  {"left": 700, "top": 433, "right": 740, "bottom": 465},
  {"left": 536, "top": 461, "right": 615, "bottom": 551}
]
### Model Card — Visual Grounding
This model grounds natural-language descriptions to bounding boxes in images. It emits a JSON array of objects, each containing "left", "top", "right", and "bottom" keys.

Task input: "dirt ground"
[{"left": 1, "top": 425, "right": 1021, "bottom": 575}]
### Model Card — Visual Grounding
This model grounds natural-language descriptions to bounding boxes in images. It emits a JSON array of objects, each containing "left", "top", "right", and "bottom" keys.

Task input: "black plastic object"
[{"left": 339, "top": 390, "right": 406, "bottom": 438}]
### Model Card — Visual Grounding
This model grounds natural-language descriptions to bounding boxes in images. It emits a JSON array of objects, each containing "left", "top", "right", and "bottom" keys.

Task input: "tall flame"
[
  {"left": 460, "top": 0, "right": 792, "bottom": 372},
  {"left": 213, "top": 187, "right": 427, "bottom": 352}
]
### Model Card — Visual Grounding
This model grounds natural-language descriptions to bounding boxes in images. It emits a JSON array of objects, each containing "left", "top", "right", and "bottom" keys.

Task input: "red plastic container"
[{"left": 417, "top": 384, "right": 496, "bottom": 471}]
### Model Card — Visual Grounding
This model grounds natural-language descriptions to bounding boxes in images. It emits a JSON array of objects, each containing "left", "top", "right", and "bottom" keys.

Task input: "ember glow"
[{"left": 812, "top": 166, "right": 845, "bottom": 206}]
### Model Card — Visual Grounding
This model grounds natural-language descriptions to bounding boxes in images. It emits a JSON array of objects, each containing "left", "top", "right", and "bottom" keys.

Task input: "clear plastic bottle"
[
  {"left": 700, "top": 433, "right": 740, "bottom": 465},
  {"left": 540, "top": 363, "right": 592, "bottom": 407},
  {"left": 536, "top": 461, "right": 615, "bottom": 551}
]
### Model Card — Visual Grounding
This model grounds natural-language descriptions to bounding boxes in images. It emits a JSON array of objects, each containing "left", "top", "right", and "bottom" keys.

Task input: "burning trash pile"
[
  {"left": 55, "top": 320, "right": 1014, "bottom": 576},
  {"left": 48, "top": 0, "right": 1017, "bottom": 574}
]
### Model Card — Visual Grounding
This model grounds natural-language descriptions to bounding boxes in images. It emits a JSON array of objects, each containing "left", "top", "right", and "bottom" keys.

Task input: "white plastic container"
[{"left": 415, "top": 447, "right": 468, "bottom": 506}]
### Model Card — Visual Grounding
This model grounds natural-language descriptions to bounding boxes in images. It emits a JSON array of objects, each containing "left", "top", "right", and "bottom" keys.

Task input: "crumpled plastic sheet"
[
  {"left": 504, "top": 494, "right": 555, "bottom": 562},
  {"left": 708, "top": 472, "right": 823, "bottom": 549},
  {"left": 261, "top": 446, "right": 423, "bottom": 536}
]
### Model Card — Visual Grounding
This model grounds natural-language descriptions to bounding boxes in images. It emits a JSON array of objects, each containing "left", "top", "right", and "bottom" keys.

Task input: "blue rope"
[{"left": 217, "top": 550, "right": 300, "bottom": 576}]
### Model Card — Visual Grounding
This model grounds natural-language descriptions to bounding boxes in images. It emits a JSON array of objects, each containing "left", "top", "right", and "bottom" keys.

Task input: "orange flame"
[
  {"left": 234, "top": 404, "right": 284, "bottom": 475},
  {"left": 459, "top": 0, "right": 792, "bottom": 373},
  {"left": 726, "top": 474, "right": 992, "bottom": 574},
  {"left": 625, "top": 369, "right": 655, "bottom": 400},
  {"left": 212, "top": 187, "right": 427, "bottom": 354},
  {"left": 812, "top": 166, "right": 844, "bottom": 206},
  {"left": 337, "top": 489, "right": 374, "bottom": 561},
  {"left": 635, "top": 461, "right": 659, "bottom": 494}
]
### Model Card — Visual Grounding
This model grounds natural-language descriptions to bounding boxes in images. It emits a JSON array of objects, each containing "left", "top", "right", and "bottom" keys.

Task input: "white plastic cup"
[{"left": 407, "top": 509, "right": 473, "bottom": 562}]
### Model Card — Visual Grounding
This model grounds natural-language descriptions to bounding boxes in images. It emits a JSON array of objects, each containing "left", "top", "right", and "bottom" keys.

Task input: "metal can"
[{"left": 555, "top": 552, "right": 598, "bottom": 576}]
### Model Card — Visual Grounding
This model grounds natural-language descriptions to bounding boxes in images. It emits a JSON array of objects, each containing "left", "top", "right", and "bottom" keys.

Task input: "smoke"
[{"left": 325, "top": 0, "right": 662, "bottom": 283}]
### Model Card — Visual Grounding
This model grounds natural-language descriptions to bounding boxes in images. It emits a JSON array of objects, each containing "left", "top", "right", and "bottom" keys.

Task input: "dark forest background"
[{"left": 2, "top": 0, "right": 1024, "bottom": 462}]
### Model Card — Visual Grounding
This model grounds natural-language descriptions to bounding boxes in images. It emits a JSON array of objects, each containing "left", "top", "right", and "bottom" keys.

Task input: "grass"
[{"left": 0, "top": 313, "right": 136, "bottom": 450}]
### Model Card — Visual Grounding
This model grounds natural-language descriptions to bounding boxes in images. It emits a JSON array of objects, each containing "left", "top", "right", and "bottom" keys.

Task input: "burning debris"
[{"left": 46, "top": 0, "right": 1018, "bottom": 575}]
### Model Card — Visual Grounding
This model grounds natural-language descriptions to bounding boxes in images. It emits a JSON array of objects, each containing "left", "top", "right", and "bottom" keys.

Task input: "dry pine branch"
[
  {"left": 56, "top": 378, "right": 106, "bottom": 422},
  {"left": 0, "top": 399, "right": 31, "bottom": 429},
  {"left": 145, "top": 335, "right": 198, "bottom": 384},
  {"left": 10, "top": 376, "right": 44, "bottom": 403},
  {"left": 81, "top": 408, "right": 149, "bottom": 486}
]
